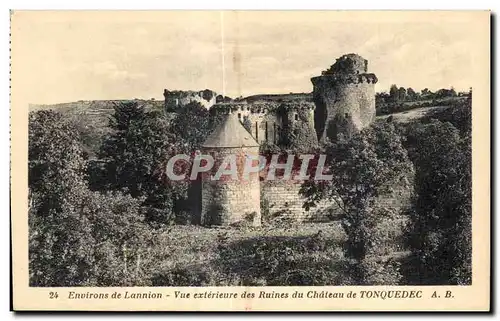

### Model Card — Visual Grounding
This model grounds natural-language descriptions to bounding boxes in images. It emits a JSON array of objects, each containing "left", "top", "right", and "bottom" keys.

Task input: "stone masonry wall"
[
  {"left": 261, "top": 181, "right": 340, "bottom": 222},
  {"left": 333, "top": 82, "right": 376, "bottom": 129},
  {"left": 312, "top": 76, "right": 376, "bottom": 141},
  {"left": 201, "top": 147, "right": 261, "bottom": 227},
  {"left": 260, "top": 177, "right": 413, "bottom": 224},
  {"left": 211, "top": 102, "right": 311, "bottom": 146}
]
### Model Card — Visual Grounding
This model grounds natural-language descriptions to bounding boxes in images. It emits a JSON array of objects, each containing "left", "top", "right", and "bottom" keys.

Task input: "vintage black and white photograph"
[{"left": 12, "top": 10, "right": 488, "bottom": 301}]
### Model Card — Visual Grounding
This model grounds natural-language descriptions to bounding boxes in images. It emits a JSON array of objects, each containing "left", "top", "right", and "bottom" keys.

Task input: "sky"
[{"left": 11, "top": 11, "right": 486, "bottom": 104}]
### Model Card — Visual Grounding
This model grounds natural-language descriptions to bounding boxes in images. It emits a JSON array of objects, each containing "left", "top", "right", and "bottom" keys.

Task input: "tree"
[
  {"left": 29, "top": 109, "right": 154, "bottom": 286},
  {"left": 435, "top": 87, "right": 458, "bottom": 99},
  {"left": 375, "top": 92, "right": 391, "bottom": 115},
  {"left": 29, "top": 110, "right": 87, "bottom": 216},
  {"left": 301, "top": 122, "right": 414, "bottom": 284},
  {"left": 30, "top": 184, "right": 153, "bottom": 286},
  {"left": 64, "top": 109, "right": 111, "bottom": 159},
  {"left": 389, "top": 84, "right": 400, "bottom": 102},
  {"left": 398, "top": 87, "right": 407, "bottom": 101},
  {"left": 406, "top": 87, "right": 417, "bottom": 101},
  {"left": 420, "top": 97, "right": 472, "bottom": 136},
  {"left": 99, "top": 102, "right": 188, "bottom": 224},
  {"left": 29, "top": 110, "right": 92, "bottom": 286},
  {"left": 375, "top": 92, "right": 390, "bottom": 104},
  {"left": 73, "top": 190, "right": 153, "bottom": 286},
  {"left": 421, "top": 88, "right": 433, "bottom": 99},
  {"left": 405, "top": 120, "right": 471, "bottom": 284},
  {"left": 170, "top": 102, "right": 211, "bottom": 151},
  {"left": 170, "top": 102, "right": 225, "bottom": 152}
]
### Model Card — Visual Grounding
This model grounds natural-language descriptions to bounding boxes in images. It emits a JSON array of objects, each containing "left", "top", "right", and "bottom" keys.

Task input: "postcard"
[{"left": 10, "top": 10, "right": 490, "bottom": 311}]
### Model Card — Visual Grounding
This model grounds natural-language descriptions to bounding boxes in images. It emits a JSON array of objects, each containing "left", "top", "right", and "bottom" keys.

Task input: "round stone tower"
[
  {"left": 311, "top": 53, "right": 378, "bottom": 141},
  {"left": 201, "top": 112, "right": 261, "bottom": 227}
]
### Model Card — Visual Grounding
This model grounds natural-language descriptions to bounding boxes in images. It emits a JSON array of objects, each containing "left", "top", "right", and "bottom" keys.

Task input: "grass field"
[
  {"left": 376, "top": 105, "right": 449, "bottom": 123},
  {"left": 141, "top": 219, "right": 408, "bottom": 286}
]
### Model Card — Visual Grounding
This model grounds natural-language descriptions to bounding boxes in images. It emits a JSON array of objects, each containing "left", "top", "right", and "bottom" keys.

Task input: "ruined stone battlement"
[
  {"left": 279, "top": 101, "right": 316, "bottom": 111},
  {"left": 323, "top": 53, "right": 369, "bottom": 75},
  {"left": 311, "top": 73, "right": 378, "bottom": 85},
  {"left": 210, "top": 100, "right": 315, "bottom": 115},
  {"left": 210, "top": 102, "right": 278, "bottom": 115},
  {"left": 164, "top": 88, "right": 218, "bottom": 111},
  {"left": 312, "top": 53, "right": 378, "bottom": 141}
]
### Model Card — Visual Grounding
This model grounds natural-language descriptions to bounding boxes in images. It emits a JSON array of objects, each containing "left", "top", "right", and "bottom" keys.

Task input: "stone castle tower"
[
  {"left": 311, "top": 53, "right": 378, "bottom": 141},
  {"left": 200, "top": 112, "right": 261, "bottom": 227}
]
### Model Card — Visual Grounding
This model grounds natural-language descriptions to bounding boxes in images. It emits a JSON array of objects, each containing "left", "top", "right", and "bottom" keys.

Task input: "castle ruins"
[{"left": 165, "top": 54, "right": 402, "bottom": 226}]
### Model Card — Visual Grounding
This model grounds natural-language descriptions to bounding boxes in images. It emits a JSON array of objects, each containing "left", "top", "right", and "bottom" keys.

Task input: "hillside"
[
  {"left": 29, "top": 99, "right": 165, "bottom": 158},
  {"left": 375, "top": 96, "right": 467, "bottom": 116},
  {"left": 29, "top": 99, "right": 164, "bottom": 116},
  {"left": 376, "top": 105, "right": 450, "bottom": 123}
]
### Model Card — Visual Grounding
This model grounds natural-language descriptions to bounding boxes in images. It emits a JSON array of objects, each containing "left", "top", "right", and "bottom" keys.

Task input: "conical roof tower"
[
  {"left": 200, "top": 112, "right": 261, "bottom": 227},
  {"left": 203, "top": 113, "right": 259, "bottom": 148}
]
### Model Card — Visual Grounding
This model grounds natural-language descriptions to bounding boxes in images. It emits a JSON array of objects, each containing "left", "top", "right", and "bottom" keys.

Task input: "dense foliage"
[
  {"left": 403, "top": 119, "right": 471, "bottom": 285},
  {"left": 29, "top": 110, "right": 152, "bottom": 286},
  {"left": 97, "top": 102, "right": 188, "bottom": 225},
  {"left": 301, "top": 122, "right": 414, "bottom": 284}
]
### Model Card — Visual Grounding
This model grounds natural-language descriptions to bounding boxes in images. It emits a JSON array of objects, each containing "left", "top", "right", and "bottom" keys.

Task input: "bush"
[
  {"left": 404, "top": 119, "right": 471, "bottom": 285},
  {"left": 215, "top": 231, "right": 345, "bottom": 286},
  {"left": 30, "top": 186, "right": 154, "bottom": 287}
]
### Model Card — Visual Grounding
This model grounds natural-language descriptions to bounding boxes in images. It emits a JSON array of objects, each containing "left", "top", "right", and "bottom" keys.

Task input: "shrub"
[
  {"left": 215, "top": 231, "right": 345, "bottom": 286},
  {"left": 404, "top": 120, "right": 471, "bottom": 285}
]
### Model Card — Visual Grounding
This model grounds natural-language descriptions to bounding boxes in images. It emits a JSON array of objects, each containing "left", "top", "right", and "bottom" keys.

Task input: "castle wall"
[
  {"left": 312, "top": 76, "right": 376, "bottom": 141},
  {"left": 164, "top": 90, "right": 217, "bottom": 111},
  {"left": 210, "top": 101, "right": 316, "bottom": 146},
  {"left": 197, "top": 149, "right": 412, "bottom": 227},
  {"left": 261, "top": 181, "right": 339, "bottom": 222},
  {"left": 260, "top": 177, "right": 413, "bottom": 224},
  {"left": 333, "top": 82, "right": 376, "bottom": 128},
  {"left": 214, "top": 104, "right": 284, "bottom": 145},
  {"left": 249, "top": 112, "right": 282, "bottom": 144},
  {"left": 201, "top": 147, "right": 261, "bottom": 227},
  {"left": 227, "top": 107, "right": 268, "bottom": 143},
  {"left": 247, "top": 112, "right": 266, "bottom": 143},
  {"left": 263, "top": 112, "right": 281, "bottom": 144}
]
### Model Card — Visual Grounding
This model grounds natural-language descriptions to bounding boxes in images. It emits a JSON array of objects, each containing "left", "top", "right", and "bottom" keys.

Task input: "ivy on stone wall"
[{"left": 278, "top": 109, "right": 319, "bottom": 153}]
